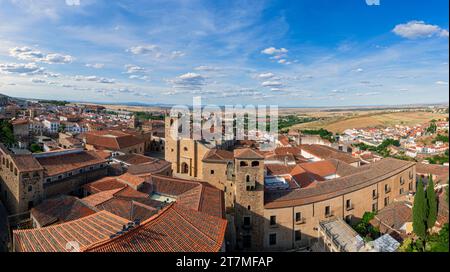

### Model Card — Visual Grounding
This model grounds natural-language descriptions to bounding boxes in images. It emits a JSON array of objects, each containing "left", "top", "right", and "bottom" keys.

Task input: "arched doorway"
[{"left": 181, "top": 162, "right": 189, "bottom": 174}]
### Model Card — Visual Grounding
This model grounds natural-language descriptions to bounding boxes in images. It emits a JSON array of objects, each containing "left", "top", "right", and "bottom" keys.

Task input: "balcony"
[
  {"left": 385, "top": 187, "right": 391, "bottom": 194},
  {"left": 345, "top": 204, "right": 354, "bottom": 211},
  {"left": 295, "top": 218, "right": 306, "bottom": 225},
  {"left": 372, "top": 193, "right": 379, "bottom": 200}
]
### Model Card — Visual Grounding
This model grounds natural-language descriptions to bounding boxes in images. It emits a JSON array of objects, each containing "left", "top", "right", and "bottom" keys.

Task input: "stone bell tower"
[{"left": 233, "top": 148, "right": 265, "bottom": 251}]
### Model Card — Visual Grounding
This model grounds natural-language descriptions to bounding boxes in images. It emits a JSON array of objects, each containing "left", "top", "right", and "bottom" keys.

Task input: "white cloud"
[
  {"left": 65, "top": 0, "right": 80, "bottom": 6},
  {"left": 261, "top": 47, "right": 290, "bottom": 64},
  {"left": 9, "top": 47, "right": 74, "bottom": 64},
  {"left": 73, "top": 75, "right": 115, "bottom": 84},
  {"left": 170, "top": 51, "right": 185, "bottom": 58},
  {"left": 0, "top": 62, "right": 45, "bottom": 75},
  {"left": 441, "top": 30, "right": 449, "bottom": 38},
  {"left": 435, "top": 80, "right": 449, "bottom": 85},
  {"left": 392, "top": 21, "right": 449, "bottom": 39},
  {"left": 127, "top": 45, "right": 160, "bottom": 55},
  {"left": 194, "top": 65, "right": 220, "bottom": 71},
  {"left": 261, "top": 47, "right": 288, "bottom": 55},
  {"left": 124, "top": 64, "right": 146, "bottom": 74},
  {"left": 31, "top": 78, "right": 46, "bottom": 84},
  {"left": 258, "top": 72, "right": 275, "bottom": 79},
  {"left": 43, "top": 72, "right": 60, "bottom": 78},
  {"left": 355, "top": 92, "right": 380, "bottom": 96},
  {"left": 129, "top": 75, "right": 150, "bottom": 81},
  {"left": 172, "top": 72, "right": 206, "bottom": 90},
  {"left": 86, "top": 63, "right": 104, "bottom": 69},
  {"left": 261, "top": 81, "right": 282, "bottom": 88}
]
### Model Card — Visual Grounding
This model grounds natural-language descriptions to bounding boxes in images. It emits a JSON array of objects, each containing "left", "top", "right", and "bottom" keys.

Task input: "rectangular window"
[
  {"left": 325, "top": 206, "right": 331, "bottom": 217},
  {"left": 346, "top": 199, "right": 352, "bottom": 210},
  {"left": 400, "top": 188, "right": 404, "bottom": 195},
  {"left": 372, "top": 203, "right": 378, "bottom": 212},
  {"left": 385, "top": 184, "right": 390, "bottom": 193},
  {"left": 269, "top": 233, "right": 277, "bottom": 245},
  {"left": 270, "top": 215, "right": 277, "bottom": 226},
  {"left": 409, "top": 182, "right": 413, "bottom": 191},
  {"left": 384, "top": 197, "right": 389, "bottom": 207},
  {"left": 295, "top": 230, "right": 302, "bottom": 241},
  {"left": 243, "top": 216, "right": 251, "bottom": 226},
  {"left": 295, "top": 212, "right": 302, "bottom": 222}
]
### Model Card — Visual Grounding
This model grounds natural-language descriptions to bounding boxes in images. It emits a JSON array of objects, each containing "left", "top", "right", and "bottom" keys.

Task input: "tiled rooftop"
[
  {"left": 85, "top": 203, "right": 227, "bottom": 252},
  {"left": 265, "top": 158, "right": 415, "bottom": 208},
  {"left": 300, "top": 144, "right": 360, "bottom": 164},
  {"left": 35, "top": 150, "right": 106, "bottom": 177},
  {"left": 13, "top": 211, "right": 130, "bottom": 252},
  {"left": 31, "top": 195, "right": 97, "bottom": 227}
]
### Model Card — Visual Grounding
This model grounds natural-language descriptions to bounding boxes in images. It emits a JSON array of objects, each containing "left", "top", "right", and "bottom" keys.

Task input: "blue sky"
[{"left": 0, "top": 0, "right": 448, "bottom": 107}]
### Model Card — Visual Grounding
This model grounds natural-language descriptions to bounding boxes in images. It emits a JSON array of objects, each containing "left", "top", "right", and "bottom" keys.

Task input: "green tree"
[
  {"left": 29, "top": 143, "right": 42, "bottom": 153},
  {"left": 0, "top": 120, "right": 16, "bottom": 146},
  {"left": 413, "top": 178, "right": 427, "bottom": 247},
  {"left": 425, "top": 175, "right": 437, "bottom": 232},
  {"left": 427, "top": 121, "right": 437, "bottom": 134}
]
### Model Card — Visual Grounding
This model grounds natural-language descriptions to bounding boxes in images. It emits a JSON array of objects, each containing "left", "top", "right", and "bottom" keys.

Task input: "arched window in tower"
[
  {"left": 170, "top": 119, "right": 174, "bottom": 126},
  {"left": 181, "top": 163, "right": 189, "bottom": 174},
  {"left": 251, "top": 161, "right": 259, "bottom": 167},
  {"left": 240, "top": 161, "right": 248, "bottom": 167}
]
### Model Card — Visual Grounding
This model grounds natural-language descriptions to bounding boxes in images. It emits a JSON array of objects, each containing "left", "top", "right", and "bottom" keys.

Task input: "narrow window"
[
  {"left": 346, "top": 199, "right": 352, "bottom": 209},
  {"left": 372, "top": 203, "right": 378, "bottom": 212},
  {"left": 270, "top": 216, "right": 277, "bottom": 226},
  {"left": 269, "top": 234, "right": 277, "bottom": 245},
  {"left": 295, "top": 212, "right": 302, "bottom": 222},
  {"left": 243, "top": 216, "right": 251, "bottom": 227},
  {"left": 325, "top": 206, "right": 331, "bottom": 217}
]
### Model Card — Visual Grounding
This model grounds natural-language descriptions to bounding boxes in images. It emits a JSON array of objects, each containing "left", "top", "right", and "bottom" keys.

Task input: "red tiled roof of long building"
[
  {"left": 35, "top": 150, "right": 106, "bottom": 177},
  {"left": 13, "top": 211, "right": 130, "bottom": 252},
  {"left": 85, "top": 203, "right": 227, "bottom": 252},
  {"left": 84, "top": 130, "right": 144, "bottom": 150}
]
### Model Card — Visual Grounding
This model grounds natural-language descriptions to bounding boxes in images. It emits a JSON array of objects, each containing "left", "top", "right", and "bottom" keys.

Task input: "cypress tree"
[
  {"left": 426, "top": 175, "right": 437, "bottom": 232},
  {"left": 413, "top": 178, "right": 427, "bottom": 242}
]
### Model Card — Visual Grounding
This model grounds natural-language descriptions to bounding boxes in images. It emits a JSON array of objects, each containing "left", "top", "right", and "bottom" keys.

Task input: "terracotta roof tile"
[
  {"left": 31, "top": 195, "right": 97, "bottom": 227},
  {"left": 13, "top": 211, "right": 129, "bottom": 252},
  {"left": 35, "top": 150, "right": 106, "bottom": 177},
  {"left": 233, "top": 148, "right": 264, "bottom": 159},
  {"left": 84, "top": 130, "right": 144, "bottom": 150},
  {"left": 265, "top": 158, "right": 415, "bottom": 208},
  {"left": 300, "top": 144, "right": 360, "bottom": 164},
  {"left": 202, "top": 149, "right": 234, "bottom": 162},
  {"left": 85, "top": 203, "right": 227, "bottom": 252}
]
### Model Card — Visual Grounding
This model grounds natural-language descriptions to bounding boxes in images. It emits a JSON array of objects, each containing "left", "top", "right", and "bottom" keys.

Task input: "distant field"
[{"left": 291, "top": 111, "right": 448, "bottom": 133}]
